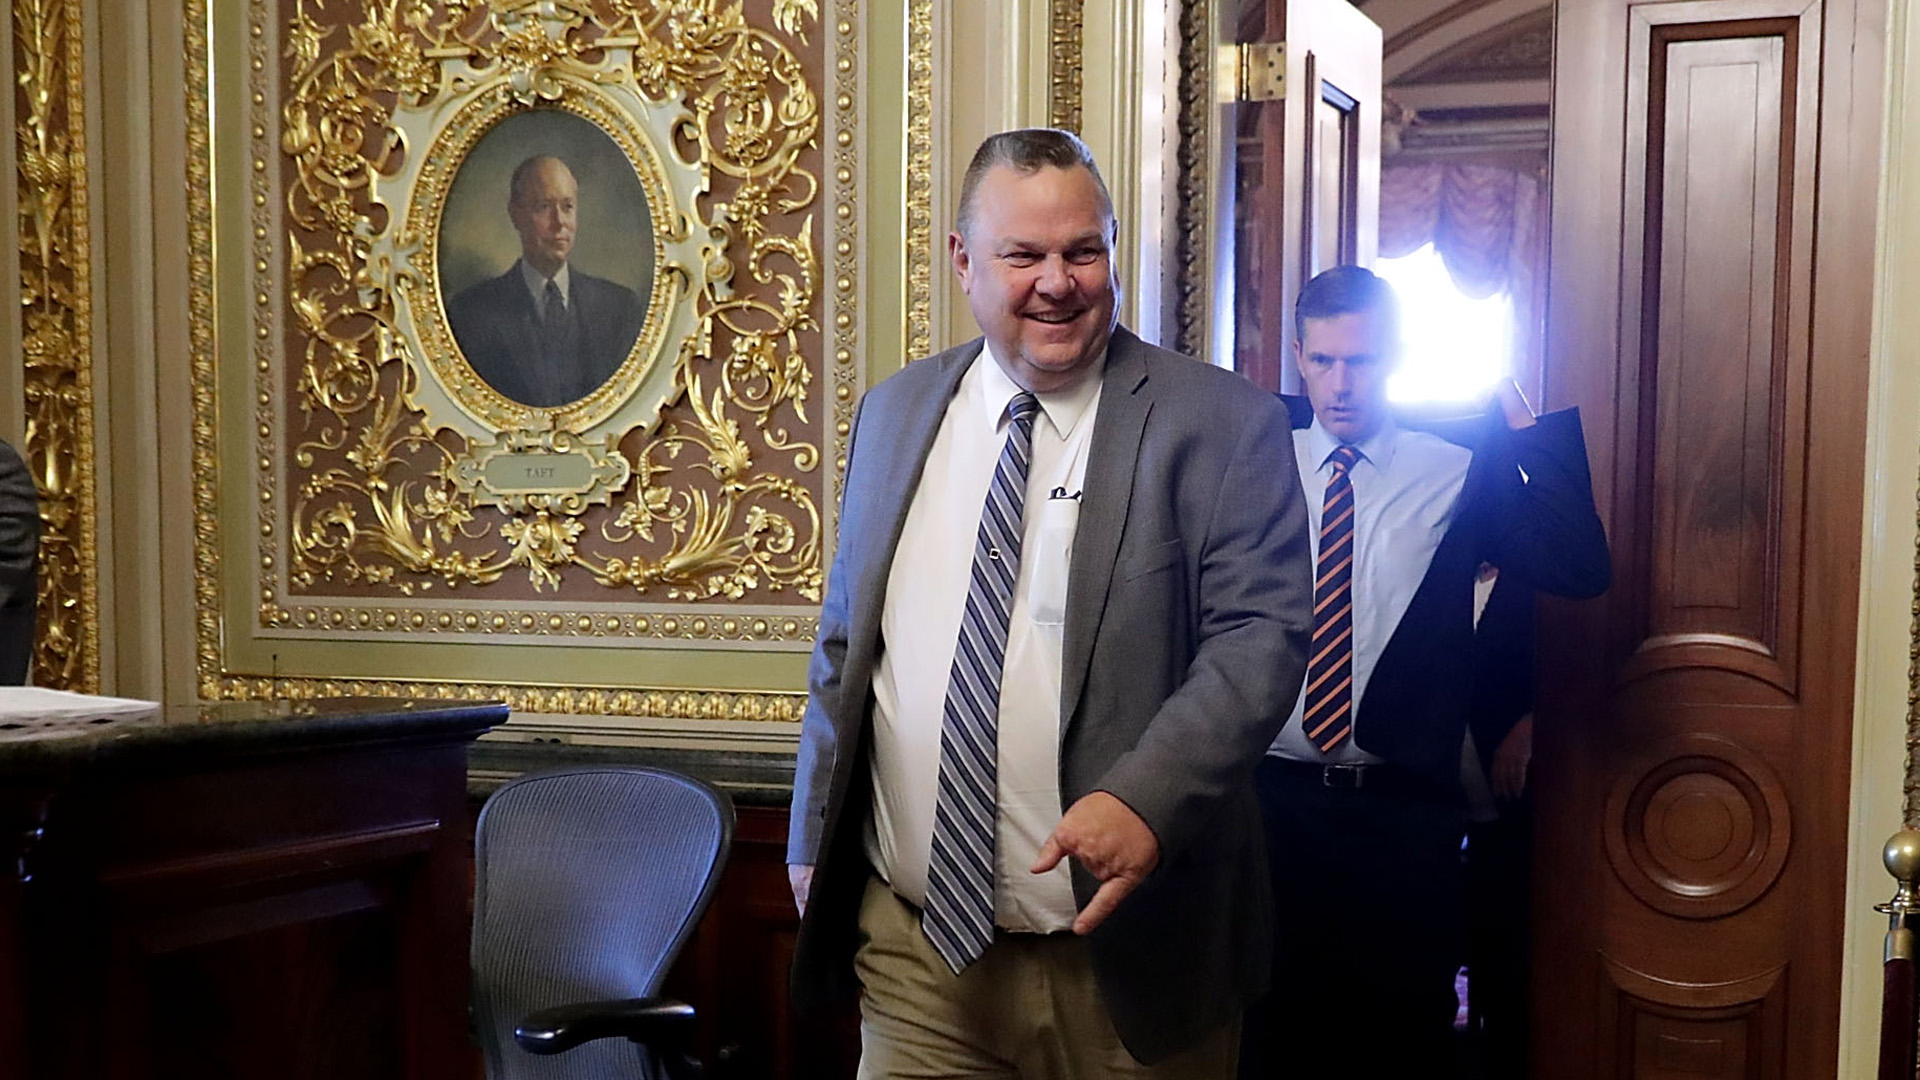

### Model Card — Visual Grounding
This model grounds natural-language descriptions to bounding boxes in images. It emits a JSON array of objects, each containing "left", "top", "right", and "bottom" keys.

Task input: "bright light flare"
[{"left": 1374, "top": 244, "right": 1512, "bottom": 404}]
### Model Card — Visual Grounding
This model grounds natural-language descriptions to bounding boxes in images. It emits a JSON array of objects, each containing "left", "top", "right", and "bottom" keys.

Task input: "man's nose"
[
  {"left": 1034, "top": 255, "right": 1074, "bottom": 296},
  {"left": 1330, "top": 360, "right": 1354, "bottom": 395}
]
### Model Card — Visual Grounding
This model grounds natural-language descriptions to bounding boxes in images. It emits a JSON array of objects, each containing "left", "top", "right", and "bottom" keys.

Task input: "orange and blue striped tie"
[{"left": 1304, "top": 445, "right": 1361, "bottom": 753}]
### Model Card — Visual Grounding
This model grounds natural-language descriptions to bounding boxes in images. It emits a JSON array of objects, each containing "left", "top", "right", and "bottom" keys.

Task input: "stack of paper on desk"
[{"left": 0, "top": 687, "right": 161, "bottom": 738}]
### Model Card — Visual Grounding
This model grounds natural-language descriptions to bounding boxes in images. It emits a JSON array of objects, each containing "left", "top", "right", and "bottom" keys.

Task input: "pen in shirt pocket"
[{"left": 1048, "top": 486, "right": 1082, "bottom": 501}]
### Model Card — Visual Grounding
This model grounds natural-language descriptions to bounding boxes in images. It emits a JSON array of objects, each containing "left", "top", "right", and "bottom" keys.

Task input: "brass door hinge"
[{"left": 1239, "top": 41, "right": 1286, "bottom": 102}]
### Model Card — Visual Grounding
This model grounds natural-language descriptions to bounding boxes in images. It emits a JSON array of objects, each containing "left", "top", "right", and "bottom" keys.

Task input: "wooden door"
[
  {"left": 1229, "top": 0, "right": 1381, "bottom": 390},
  {"left": 1536, "top": 0, "right": 1883, "bottom": 1075}
]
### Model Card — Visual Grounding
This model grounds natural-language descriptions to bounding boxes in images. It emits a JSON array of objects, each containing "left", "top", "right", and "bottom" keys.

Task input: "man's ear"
[{"left": 948, "top": 231, "right": 971, "bottom": 289}]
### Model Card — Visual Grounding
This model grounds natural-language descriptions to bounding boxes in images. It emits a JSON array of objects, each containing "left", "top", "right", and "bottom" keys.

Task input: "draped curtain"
[{"left": 1379, "top": 162, "right": 1548, "bottom": 405}]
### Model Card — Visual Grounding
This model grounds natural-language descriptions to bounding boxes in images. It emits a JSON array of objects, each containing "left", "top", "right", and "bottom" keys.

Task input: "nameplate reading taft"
[{"left": 481, "top": 450, "right": 597, "bottom": 494}]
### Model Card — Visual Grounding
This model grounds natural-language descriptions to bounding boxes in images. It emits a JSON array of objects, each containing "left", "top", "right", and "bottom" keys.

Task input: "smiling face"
[
  {"left": 1295, "top": 310, "right": 1397, "bottom": 444},
  {"left": 508, "top": 157, "right": 578, "bottom": 278},
  {"left": 948, "top": 164, "right": 1120, "bottom": 393}
]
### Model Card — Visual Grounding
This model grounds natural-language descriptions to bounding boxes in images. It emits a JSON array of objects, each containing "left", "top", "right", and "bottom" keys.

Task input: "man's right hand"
[{"left": 788, "top": 863, "right": 815, "bottom": 917}]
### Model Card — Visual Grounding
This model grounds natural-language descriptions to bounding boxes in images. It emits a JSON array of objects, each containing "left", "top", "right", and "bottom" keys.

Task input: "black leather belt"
[{"left": 1261, "top": 755, "right": 1431, "bottom": 796}]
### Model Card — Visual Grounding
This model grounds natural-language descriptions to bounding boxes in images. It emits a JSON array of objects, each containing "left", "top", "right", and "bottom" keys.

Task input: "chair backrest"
[{"left": 471, "top": 767, "right": 733, "bottom": 1080}]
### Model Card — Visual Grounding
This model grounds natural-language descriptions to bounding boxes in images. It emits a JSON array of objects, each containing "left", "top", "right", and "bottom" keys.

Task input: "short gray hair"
[
  {"left": 955, "top": 128, "right": 1115, "bottom": 239},
  {"left": 508, "top": 155, "right": 571, "bottom": 207}
]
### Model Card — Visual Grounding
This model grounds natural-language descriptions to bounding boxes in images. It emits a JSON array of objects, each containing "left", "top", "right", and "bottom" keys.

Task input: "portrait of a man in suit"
[{"left": 444, "top": 153, "right": 647, "bottom": 409}]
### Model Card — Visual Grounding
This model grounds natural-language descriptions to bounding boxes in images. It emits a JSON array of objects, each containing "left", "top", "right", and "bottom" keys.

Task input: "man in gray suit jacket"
[{"left": 786, "top": 129, "right": 1311, "bottom": 1075}]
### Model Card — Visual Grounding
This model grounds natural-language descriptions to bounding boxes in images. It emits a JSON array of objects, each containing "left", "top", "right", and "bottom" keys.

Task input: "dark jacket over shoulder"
[{"left": 1281, "top": 395, "right": 1609, "bottom": 785}]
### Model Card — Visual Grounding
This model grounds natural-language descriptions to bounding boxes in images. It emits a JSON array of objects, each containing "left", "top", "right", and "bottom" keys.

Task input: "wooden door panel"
[
  {"left": 1306, "top": 62, "right": 1362, "bottom": 280},
  {"left": 1602, "top": 958, "right": 1786, "bottom": 1080},
  {"left": 1540, "top": 0, "right": 1877, "bottom": 1074},
  {"left": 1228, "top": 0, "right": 1379, "bottom": 391},
  {"left": 1624, "top": 6, "right": 1815, "bottom": 697}
]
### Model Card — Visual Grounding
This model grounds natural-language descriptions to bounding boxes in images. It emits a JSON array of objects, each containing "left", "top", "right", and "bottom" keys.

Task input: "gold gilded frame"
[
  {"left": 1049, "top": 0, "right": 1084, "bottom": 133},
  {"left": 14, "top": 0, "right": 99, "bottom": 692},
  {"left": 1174, "top": 0, "right": 1214, "bottom": 359},
  {"left": 188, "top": 0, "right": 898, "bottom": 719},
  {"left": 268, "top": 0, "right": 821, "bottom": 612},
  {"left": 380, "top": 74, "right": 700, "bottom": 487}
]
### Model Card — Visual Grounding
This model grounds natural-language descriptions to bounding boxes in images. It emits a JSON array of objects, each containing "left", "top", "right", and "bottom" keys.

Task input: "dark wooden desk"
[{"left": 0, "top": 697, "right": 504, "bottom": 1080}]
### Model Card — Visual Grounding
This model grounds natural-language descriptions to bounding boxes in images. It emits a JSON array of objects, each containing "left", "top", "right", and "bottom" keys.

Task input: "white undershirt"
[
  {"left": 1270, "top": 418, "right": 1472, "bottom": 763},
  {"left": 517, "top": 259, "right": 572, "bottom": 309},
  {"left": 864, "top": 342, "right": 1103, "bottom": 933}
]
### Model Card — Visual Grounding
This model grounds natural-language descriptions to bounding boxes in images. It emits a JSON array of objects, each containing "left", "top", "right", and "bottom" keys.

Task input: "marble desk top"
[{"left": 0, "top": 696, "right": 507, "bottom": 781}]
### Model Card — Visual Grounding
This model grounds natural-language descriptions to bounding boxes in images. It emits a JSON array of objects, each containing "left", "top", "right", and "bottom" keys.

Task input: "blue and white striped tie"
[{"left": 923, "top": 390, "right": 1040, "bottom": 974}]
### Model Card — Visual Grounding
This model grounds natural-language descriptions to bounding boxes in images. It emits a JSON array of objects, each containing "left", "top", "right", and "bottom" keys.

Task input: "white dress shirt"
[
  {"left": 518, "top": 259, "right": 572, "bottom": 310},
  {"left": 1270, "top": 418, "right": 1472, "bottom": 763},
  {"left": 864, "top": 342, "right": 1103, "bottom": 933}
]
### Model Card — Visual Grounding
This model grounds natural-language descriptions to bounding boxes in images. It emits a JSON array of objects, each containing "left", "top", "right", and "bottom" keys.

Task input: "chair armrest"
[{"left": 513, "top": 996, "right": 696, "bottom": 1056}]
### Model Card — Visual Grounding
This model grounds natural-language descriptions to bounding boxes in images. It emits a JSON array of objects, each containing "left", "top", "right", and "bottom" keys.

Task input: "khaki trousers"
[{"left": 852, "top": 876, "right": 1238, "bottom": 1080}]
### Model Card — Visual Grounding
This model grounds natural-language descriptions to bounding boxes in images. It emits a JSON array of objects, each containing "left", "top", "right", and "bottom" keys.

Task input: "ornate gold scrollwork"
[
  {"left": 1174, "top": 0, "right": 1214, "bottom": 359},
  {"left": 213, "top": 671, "right": 807, "bottom": 723},
  {"left": 904, "top": 0, "right": 932, "bottom": 362},
  {"left": 14, "top": 0, "right": 99, "bottom": 692},
  {"left": 1049, "top": 0, "right": 1084, "bottom": 134},
  {"left": 271, "top": 0, "right": 824, "bottom": 612}
]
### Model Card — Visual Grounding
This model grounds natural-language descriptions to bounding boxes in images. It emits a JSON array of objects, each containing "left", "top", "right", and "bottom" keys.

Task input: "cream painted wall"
[
  {"left": 930, "top": 0, "right": 1168, "bottom": 358},
  {"left": 1841, "top": 0, "right": 1920, "bottom": 1070}
]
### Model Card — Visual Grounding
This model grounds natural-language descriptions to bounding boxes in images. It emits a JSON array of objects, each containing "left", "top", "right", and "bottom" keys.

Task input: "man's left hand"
[
  {"left": 1491, "top": 715, "right": 1534, "bottom": 800},
  {"left": 1031, "top": 791, "right": 1161, "bottom": 935}
]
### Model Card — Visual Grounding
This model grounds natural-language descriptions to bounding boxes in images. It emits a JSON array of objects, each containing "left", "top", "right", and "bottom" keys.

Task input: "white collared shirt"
[
  {"left": 1270, "top": 418, "right": 1472, "bottom": 763},
  {"left": 518, "top": 259, "right": 572, "bottom": 310},
  {"left": 864, "top": 342, "right": 1103, "bottom": 933}
]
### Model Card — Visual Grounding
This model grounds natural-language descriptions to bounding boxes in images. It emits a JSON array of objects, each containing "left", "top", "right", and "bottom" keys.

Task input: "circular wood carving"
[{"left": 1603, "top": 734, "right": 1791, "bottom": 919}]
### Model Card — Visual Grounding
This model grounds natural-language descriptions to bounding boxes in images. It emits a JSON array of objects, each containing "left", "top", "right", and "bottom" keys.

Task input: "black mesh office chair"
[{"left": 471, "top": 767, "right": 734, "bottom": 1080}]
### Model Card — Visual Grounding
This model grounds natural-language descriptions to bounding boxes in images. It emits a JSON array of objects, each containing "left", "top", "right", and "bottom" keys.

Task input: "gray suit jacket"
[{"left": 787, "top": 328, "right": 1311, "bottom": 1063}]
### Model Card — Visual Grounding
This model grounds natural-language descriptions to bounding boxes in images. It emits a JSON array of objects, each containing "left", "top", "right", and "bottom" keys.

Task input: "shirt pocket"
[{"left": 1026, "top": 497, "right": 1079, "bottom": 627}]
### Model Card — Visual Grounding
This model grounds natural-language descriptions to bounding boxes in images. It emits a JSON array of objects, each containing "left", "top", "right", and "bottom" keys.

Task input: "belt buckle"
[{"left": 1321, "top": 763, "right": 1366, "bottom": 789}]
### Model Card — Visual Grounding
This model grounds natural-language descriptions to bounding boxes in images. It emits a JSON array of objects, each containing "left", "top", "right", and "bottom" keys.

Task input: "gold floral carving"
[
  {"left": 1049, "top": 0, "right": 1084, "bottom": 134},
  {"left": 1174, "top": 0, "right": 1213, "bottom": 358},
  {"left": 828, "top": 5, "right": 860, "bottom": 506},
  {"left": 268, "top": 0, "right": 824, "bottom": 613},
  {"left": 14, "top": 0, "right": 99, "bottom": 692},
  {"left": 905, "top": 0, "right": 932, "bottom": 361},
  {"left": 188, "top": 0, "right": 220, "bottom": 700}
]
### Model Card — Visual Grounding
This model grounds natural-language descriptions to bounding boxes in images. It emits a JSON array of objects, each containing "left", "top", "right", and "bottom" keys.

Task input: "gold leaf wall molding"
[
  {"left": 214, "top": 674, "right": 807, "bottom": 723},
  {"left": 829, "top": 3, "right": 862, "bottom": 510},
  {"left": 264, "top": 600, "right": 818, "bottom": 646},
  {"left": 187, "top": 0, "right": 219, "bottom": 700},
  {"left": 1049, "top": 0, "right": 1085, "bottom": 134},
  {"left": 15, "top": 0, "right": 100, "bottom": 692},
  {"left": 905, "top": 0, "right": 932, "bottom": 362},
  {"left": 1175, "top": 0, "right": 1213, "bottom": 359}
]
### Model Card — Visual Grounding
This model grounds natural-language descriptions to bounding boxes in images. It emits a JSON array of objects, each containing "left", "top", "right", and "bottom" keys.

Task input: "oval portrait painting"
[{"left": 438, "top": 109, "right": 657, "bottom": 410}]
